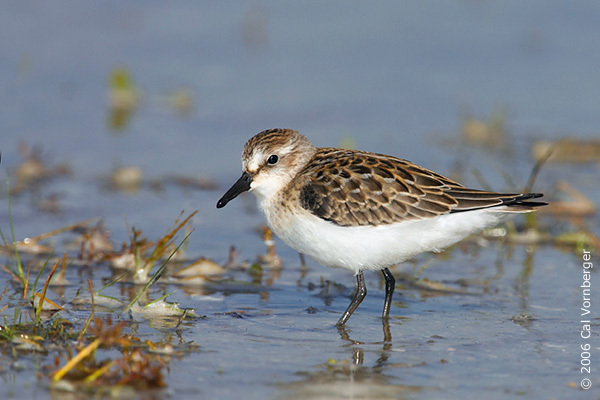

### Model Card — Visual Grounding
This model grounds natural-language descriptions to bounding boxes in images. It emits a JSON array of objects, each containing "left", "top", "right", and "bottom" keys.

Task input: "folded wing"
[{"left": 291, "top": 148, "right": 545, "bottom": 227}]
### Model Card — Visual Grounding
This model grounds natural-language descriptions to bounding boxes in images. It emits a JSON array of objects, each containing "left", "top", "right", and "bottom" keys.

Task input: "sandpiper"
[{"left": 217, "top": 129, "right": 545, "bottom": 326}]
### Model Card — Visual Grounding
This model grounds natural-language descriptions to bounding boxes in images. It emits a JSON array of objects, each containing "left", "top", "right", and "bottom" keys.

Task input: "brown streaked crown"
[{"left": 242, "top": 129, "right": 312, "bottom": 163}]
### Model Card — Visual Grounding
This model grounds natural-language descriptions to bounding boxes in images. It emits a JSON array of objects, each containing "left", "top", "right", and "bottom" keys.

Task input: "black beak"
[{"left": 216, "top": 172, "right": 252, "bottom": 208}]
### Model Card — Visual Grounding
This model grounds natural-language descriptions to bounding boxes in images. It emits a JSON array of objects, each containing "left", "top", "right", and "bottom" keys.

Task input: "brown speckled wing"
[{"left": 289, "top": 148, "right": 543, "bottom": 227}]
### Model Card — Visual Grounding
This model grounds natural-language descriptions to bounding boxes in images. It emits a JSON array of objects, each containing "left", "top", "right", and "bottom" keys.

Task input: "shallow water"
[{"left": 1, "top": 2, "right": 599, "bottom": 399}]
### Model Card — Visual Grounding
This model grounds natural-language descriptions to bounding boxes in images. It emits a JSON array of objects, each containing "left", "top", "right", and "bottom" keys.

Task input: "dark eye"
[{"left": 267, "top": 155, "right": 279, "bottom": 165}]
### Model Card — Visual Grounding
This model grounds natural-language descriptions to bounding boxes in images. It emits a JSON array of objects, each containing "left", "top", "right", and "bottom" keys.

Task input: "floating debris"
[
  {"left": 131, "top": 211, "right": 197, "bottom": 284},
  {"left": 49, "top": 317, "right": 170, "bottom": 391},
  {"left": 49, "top": 257, "right": 70, "bottom": 287},
  {"left": 460, "top": 107, "right": 508, "bottom": 149},
  {"left": 111, "top": 165, "right": 143, "bottom": 192},
  {"left": 169, "top": 257, "right": 227, "bottom": 287},
  {"left": 129, "top": 298, "right": 197, "bottom": 320},
  {"left": 532, "top": 138, "right": 600, "bottom": 163},
  {"left": 169, "top": 275, "right": 218, "bottom": 286},
  {"left": 166, "top": 174, "right": 219, "bottom": 191},
  {"left": 5, "top": 238, "right": 54, "bottom": 255},
  {"left": 109, "top": 252, "right": 138, "bottom": 271},
  {"left": 511, "top": 313, "right": 536, "bottom": 328},
  {"left": 504, "top": 228, "right": 549, "bottom": 245},
  {"left": 107, "top": 228, "right": 151, "bottom": 272},
  {"left": 553, "top": 231, "right": 599, "bottom": 250},
  {"left": 1, "top": 217, "right": 101, "bottom": 256},
  {"left": 541, "top": 180, "right": 595, "bottom": 216},
  {"left": 224, "top": 246, "right": 239, "bottom": 269},
  {"left": 174, "top": 258, "right": 225, "bottom": 277},
  {"left": 398, "top": 275, "right": 473, "bottom": 294},
  {"left": 75, "top": 222, "right": 114, "bottom": 264},
  {"left": 12, "top": 142, "right": 71, "bottom": 192},
  {"left": 108, "top": 67, "right": 139, "bottom": 131},
  {"left": 163, "top": 89, "right": 193, "bottom": 115},
  {"left": 255, "top": 227, "right": 281, "bottom": 269},
  {"left": 71, "top": 294, "right": 124, "bottom": 309},
  {"left": 31, "top": 293, "right": 63, "bottom": 311},
  {"left": 12, "top": 335, "right": 46, "bottom": 353},
  {"left": 109, "top": 68, "right": 139, "bottom": 111}
]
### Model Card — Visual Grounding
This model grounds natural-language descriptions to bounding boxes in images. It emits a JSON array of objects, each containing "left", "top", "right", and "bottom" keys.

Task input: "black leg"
[
  {"left": 381, "top": 267, "right": 395, "bottom": 319},
  {"left": 336, "top": 272, "right": 367, "bottom": 326}
]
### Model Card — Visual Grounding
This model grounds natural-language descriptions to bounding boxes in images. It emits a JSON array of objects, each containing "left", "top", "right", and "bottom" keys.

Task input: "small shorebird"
[{"left": 217, "top": 129, "right": 545, "bottom": 326}]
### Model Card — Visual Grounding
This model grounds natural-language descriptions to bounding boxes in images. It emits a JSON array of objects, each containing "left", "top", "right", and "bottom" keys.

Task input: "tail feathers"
[
  {"left": 499, "top": 193, "right": 547, "bottom": 213},
  {"left": 450, "top": 192, "right": 547, "bottom": 214}
]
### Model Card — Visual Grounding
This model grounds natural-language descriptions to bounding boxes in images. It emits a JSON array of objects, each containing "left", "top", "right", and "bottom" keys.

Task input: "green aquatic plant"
[
  {"left": 2, "top": 176, "right": 26, "bottom": 288},
  {"left": 123, "top": 211, "right": 197, "bottom": 312}
]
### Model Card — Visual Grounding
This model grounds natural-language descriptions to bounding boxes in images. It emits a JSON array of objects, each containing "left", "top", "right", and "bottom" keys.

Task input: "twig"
[
  {"left": 78, "top": 279, "right": 95, "bottom": 342},
  {"left": 52, "top": 338, "right": 102, "bottom": 382},
  {"left": 525, "top": 146, "right": 553, "bottom": 192},
  {"left": 123, "top": 229, "right": 195, "bottom": 313},
  {"left": 35, "top": 254, "right": 62, "bottom": 323}
]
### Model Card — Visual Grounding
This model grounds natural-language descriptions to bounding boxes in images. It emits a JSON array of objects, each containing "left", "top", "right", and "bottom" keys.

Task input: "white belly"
[{"left": 259, "top": 197, "right": 513, "bottom": 274}]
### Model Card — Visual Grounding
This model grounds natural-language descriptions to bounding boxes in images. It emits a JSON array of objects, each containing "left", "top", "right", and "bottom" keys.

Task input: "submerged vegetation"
[
  {"left": 0, "top": 166, "right": 283, "bottom": 396},
  {"left": 0, "top": 205, "right": 201, "bottom": 394}
]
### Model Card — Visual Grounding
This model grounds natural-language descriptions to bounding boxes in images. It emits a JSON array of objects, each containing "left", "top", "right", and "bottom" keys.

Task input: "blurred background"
[
  {"left": 2, "top": 2, "right": 598, "bottom": 242},
  {"left": 1, "top": 2, "right": 599, "bottom": 398}
]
